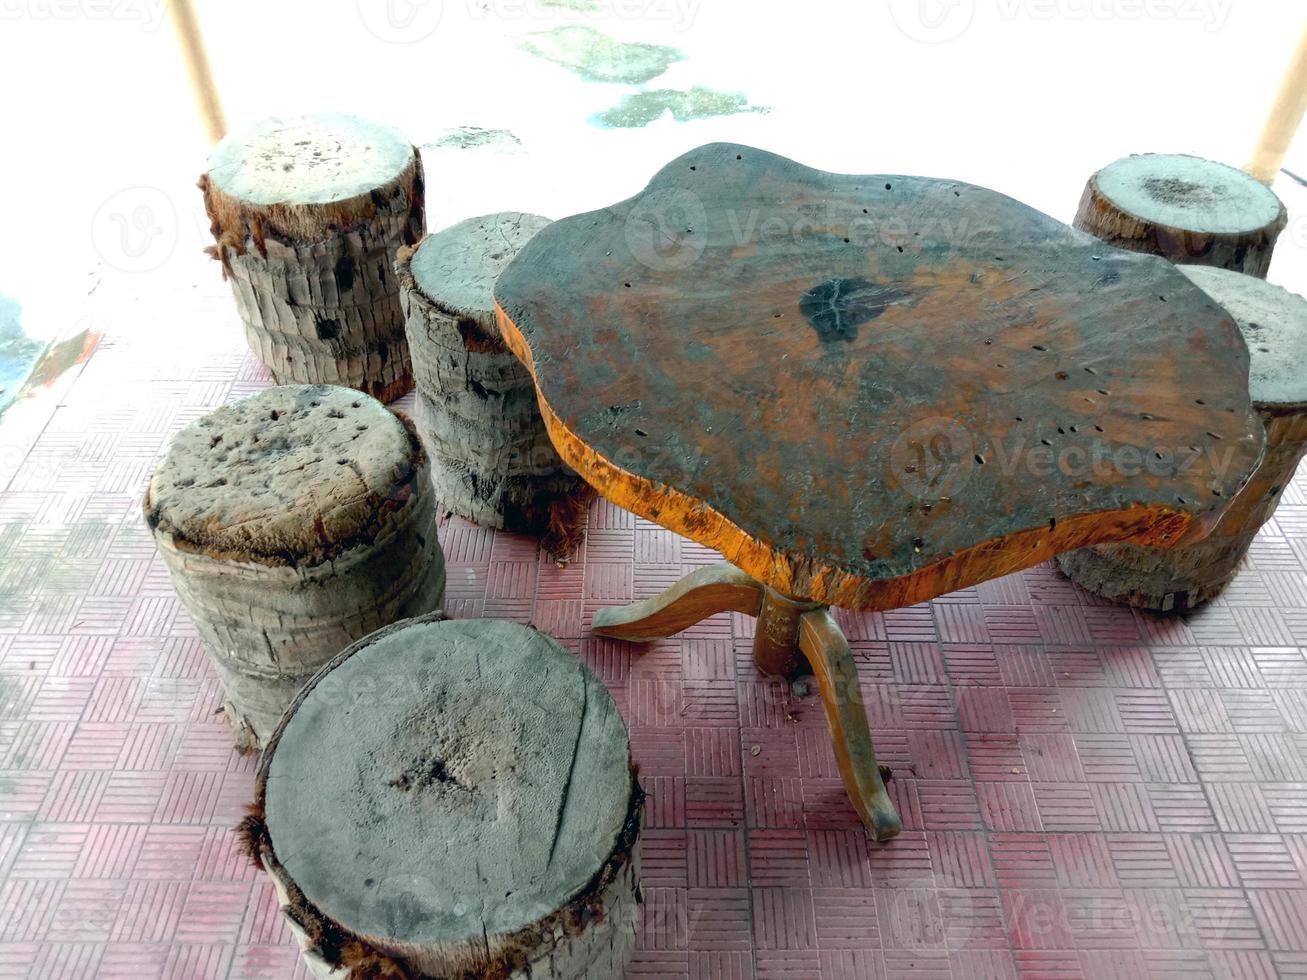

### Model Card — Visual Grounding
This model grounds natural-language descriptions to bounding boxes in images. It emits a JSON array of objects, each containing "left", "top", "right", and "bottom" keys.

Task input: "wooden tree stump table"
[
  {"left": 397, "top": 212, "right": 593, "bottom": 558},
  {"left": 244, "top": 614, "right": 641, "bottom": 979},
  {"left": 1074, "top": 153, "right": 1286, "bottom": 278},
  {"left": 495, "top": 142, "right": 1266, "bottom": 841},
  {"left": 144, "top": 385, "right": 446, "bottom": 751},
  {"left": 1059, "top": 266, "right": 1307, "bottom": 610},
  {"left": 201, "top": 113, "right": 425, "bottom": 402}
]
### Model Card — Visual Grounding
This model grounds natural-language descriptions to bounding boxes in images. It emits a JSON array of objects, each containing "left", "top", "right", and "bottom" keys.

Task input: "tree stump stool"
[
  {"left": 144, "top": 385, "right": 446, "bottom": 751},
  {"left": 396, "top": 212, "right": 593, "bottom": 558},
  {"left": 201, "top": 113, "right": 425, "bottom": 402},
  {"left": 1058, "top": 266, "right": 1307, "bottom": 611},
  {"left": 242, "top": 614, "right": 641, "bottom": 980},
  {"left": 1074, "top": 153, "right": 1286, "bottom": 278}
]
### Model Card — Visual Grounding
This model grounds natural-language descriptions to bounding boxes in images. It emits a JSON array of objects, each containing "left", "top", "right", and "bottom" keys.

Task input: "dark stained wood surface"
[{"left": 495, "top": 143, "right": 1266, "bottom": 610}]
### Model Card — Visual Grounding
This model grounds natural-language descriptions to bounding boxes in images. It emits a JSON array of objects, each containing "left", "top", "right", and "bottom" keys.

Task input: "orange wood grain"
[
  {"left": 495, "top": 143, "right": 1266, "bottom": 610},
  {"left": 590, "top": 563, "right": 762, "bottom": 640},
  {"left": 798, "top": 608, "right": 901, "bottom": 841}
]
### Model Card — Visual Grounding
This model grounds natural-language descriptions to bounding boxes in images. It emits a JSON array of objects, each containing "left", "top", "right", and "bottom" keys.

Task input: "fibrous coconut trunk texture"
[
  {"left": 201, "top": 113, "right": 425, "bottom": 402},
  {"left": 144, "top": 385, "right": 446, "bottom": 751},
  {"left": 397, "top": 213, "right": 593, "bottom": 559}
]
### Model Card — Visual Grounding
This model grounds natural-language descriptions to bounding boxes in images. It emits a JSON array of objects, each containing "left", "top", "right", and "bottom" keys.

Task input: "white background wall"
[{"left": 0, "top": 0, "right": 1303, "bottom": 343}]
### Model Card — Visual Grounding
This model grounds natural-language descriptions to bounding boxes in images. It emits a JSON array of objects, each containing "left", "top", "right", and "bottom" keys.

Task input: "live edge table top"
[{"left": 494, "top": 142, "right": 1265, "bottom": 611}]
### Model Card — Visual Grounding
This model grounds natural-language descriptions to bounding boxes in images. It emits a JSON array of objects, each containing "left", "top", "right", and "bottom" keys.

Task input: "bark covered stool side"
[
  {"left": 397, "top": 212, "right": 594, "bottom": 559},
  {"left": 1058, "top": 266, "right": 1307, "bottom": 611},
  {"left": 145, "top": 385, "right": 446, "bottom": 751},
  {"left": 201, "top": 113, "right": 425, "bottom": 402},
  {"left": 243, "top": 615, "right": 642, "bottom": 980},
  {"left": 1074, "top": 153, "right": 1286, "bottom": 278}
]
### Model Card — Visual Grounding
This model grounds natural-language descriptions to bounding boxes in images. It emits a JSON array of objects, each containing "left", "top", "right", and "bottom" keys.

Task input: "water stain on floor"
[
  {"left": 427, "top": 126, "right": 523, "bottom": 151},
  {"left": 592, "top": 86, "right": 770, "bottom": 128},
  {"left": 521, "top": 25, "right": 684, "bottom": 84}
]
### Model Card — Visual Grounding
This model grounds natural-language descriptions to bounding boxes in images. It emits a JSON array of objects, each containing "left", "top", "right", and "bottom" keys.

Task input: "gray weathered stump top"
[
  {"left": 1095, "top": 153, "right": 1282, "bottom": 235},
  {"left": 207, "top": 113, "right": 415, "bottom": 207},
  {"left": 1180, "top": 266, "right": 1307, "bottom": 410},
  {"left": 411, "top": 213, "right": 553, "bottom": 334},
  {"left": 261, "top": 617, "right": 632, "bottom": 945},
  {"left": 144, "top": 385, "right": 419, "bottom": 565}
]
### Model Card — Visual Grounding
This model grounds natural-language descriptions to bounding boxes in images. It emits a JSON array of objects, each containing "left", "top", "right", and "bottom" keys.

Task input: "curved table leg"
[
  {"left": 799, "top": 608, "right": 903, "bottom": 842},
  {"left": 591, "top": 562, "right": 763, "bottom": 641},
  {"left": 591, "top": 563, "right": 902, "bottom": 841}
]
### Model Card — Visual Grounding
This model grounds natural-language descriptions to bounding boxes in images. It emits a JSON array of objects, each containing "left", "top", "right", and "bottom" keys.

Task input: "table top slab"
[{"left": 496, "top": 143, "right": 1265, "bottom": 609}]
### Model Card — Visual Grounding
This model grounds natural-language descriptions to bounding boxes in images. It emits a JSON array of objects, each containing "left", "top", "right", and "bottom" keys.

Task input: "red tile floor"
[{"left": 2, "top": 273, "right": 1307, "bottom": 980}]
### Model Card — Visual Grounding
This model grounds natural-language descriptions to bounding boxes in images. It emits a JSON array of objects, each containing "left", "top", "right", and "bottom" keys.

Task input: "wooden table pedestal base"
[{"left": 591, "top": 563, "right": 902, "bottom": 842}]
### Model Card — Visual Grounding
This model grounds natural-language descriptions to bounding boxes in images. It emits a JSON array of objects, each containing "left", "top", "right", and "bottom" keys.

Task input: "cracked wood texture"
[
  {"left": 201, "top": 113, "right": 425, "bottom": 402},
  {"left": 256, "top": 615, "right": 640, "bottom": 979},
  {"left": 144, "top": 385, "right": 446, "bottom": 751},
  {"left": 494, "top": 142, "right": 1266, "bottom": 610},
  {"left": 1059, "top": 266, "right": 1307, "bottom": 610},
  {"left": 1074, "top": 153, "right": 1286, "bottom": 278},
  {"left": 398, "top": 213, "right": 593, "bottom": 558}
]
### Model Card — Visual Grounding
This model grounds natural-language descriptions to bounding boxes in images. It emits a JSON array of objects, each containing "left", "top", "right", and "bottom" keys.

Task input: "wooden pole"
[
  {"left": 165, "top": 0, "right": 227, "bottom": 144},
  {"left": 1246, "top": 25, "right": 1307, "bottom": 185}
]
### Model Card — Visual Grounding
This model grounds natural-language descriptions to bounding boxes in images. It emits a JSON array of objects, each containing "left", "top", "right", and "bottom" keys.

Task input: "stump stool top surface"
[
  {"left": 1093, "top": 153, "right": 1283, "bottom": 236},
  {"left": 1180, "top": 266, "right": 1307, "bottom": 410},
  {"left": 207, "top": 113, "right": 414, "bottom": 207},
  {"left": 259, "top": 616, "right": 632, "bottom": 946},
  {"left": 495, "top": 142, "right": 1266, "bottom": 609},
  {"left": 145, "top": 385, "right": 419, "bottom": 565},
  {"left": 411, "top": 212, "right": 552, "bottom": 332}
]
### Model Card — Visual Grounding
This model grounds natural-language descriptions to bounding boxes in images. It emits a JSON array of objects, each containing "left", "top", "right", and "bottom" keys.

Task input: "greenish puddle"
[
  {"left": 521, "top": 25, "right": 684, "bottom": 84},
  {"left": 593, "top": 86, "right": 769, "bottom": 128},
  {"left": 427, "top": 126, "right": 523, "bottom": 151}
]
